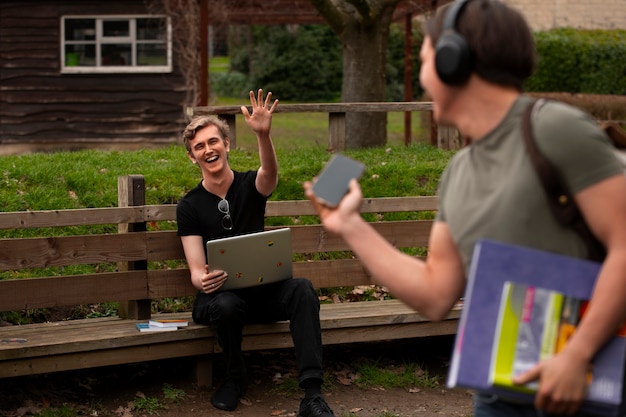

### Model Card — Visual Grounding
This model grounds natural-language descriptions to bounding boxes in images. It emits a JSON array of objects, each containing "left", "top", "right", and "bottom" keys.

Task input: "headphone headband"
[{"left": 442, "top": 0, "right": 470, "bottom": 34}]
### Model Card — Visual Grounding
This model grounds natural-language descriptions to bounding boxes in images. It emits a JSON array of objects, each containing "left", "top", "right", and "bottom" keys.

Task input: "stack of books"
[
  {"left": 136, "top": 319, "right": 189, "bottom": 333},
  {"left": 447, "top": 239, "right": 625, "bottom": 417}
]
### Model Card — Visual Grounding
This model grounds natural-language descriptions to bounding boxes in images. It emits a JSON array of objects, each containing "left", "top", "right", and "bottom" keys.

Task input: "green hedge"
[{"left": 526, "top": 29, "right": 626, "bottom": 94}]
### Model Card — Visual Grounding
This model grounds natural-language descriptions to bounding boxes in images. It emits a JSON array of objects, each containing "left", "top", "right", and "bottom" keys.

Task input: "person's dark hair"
[
  {"left": 425, "top": 0, "right": 535, "bottom": 91},
  {"left": 182, "top": 115, "right": 230, "bottom": 153}
]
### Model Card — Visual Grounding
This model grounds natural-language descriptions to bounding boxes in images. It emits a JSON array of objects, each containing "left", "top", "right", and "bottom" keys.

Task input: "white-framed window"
[{"left": 61, "top": 15, "right": 172, "bottom": 74}]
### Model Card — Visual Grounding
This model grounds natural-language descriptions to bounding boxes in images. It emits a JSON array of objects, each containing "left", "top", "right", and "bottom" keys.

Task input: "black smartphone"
[{"left": 311, "top": 154, "right": 365, "bottom": 207}]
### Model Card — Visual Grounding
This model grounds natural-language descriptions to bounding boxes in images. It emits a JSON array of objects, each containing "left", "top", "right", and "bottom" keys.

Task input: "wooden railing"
[{"left": 189, "top": 101, "right": 461, "bottom": 151}]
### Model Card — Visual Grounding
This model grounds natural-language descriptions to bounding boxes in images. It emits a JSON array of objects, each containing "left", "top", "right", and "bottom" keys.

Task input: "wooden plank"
[
  {"left": 148, "top": 269, "right": 196, "bottom": 298},
  {"left": 0, "top": 206, "right": 143, "bottom": 230},
  {"left": 0, "top": 197, "right": 437, "bottom": 230},
  {"left": 0, "top": 316, "right": 212, "bottom": 360},
  {"left": 265, "top": 196, "right": 436, "bottom": 217},
  {"left": 0, "top": 233, "right": 147, "bottom": 270},
  {"left": 192, "top": 102, "right": 434, "bottom": 116},
  {"left": 287, "top": 221, "right": 433, "bottom": 253},
  {"left": 0, "top": 271, "right": 148, "bottom": 311},
  {"left": 146, "top": 230, "right": 186, "bottom": 261},
  {"left": 294, "top": 259, "right": 372, "bottom": 288},
  {"left": 0, "top": 340, "right": 215, "bottom": 378}
]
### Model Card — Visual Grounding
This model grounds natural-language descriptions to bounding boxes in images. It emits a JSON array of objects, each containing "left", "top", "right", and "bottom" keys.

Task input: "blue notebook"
[{"left": 447, "top": 239, "right": 625, "bottom": 417}]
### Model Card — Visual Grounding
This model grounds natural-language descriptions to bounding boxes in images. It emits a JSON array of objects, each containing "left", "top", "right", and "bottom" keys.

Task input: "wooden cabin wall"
[{"left": 0, "top": 1, "right": 188, "bottom": 153}]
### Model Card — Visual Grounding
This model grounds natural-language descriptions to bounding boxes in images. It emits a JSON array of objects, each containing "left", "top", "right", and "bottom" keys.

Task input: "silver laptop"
[{"left": 206, "top": 228, "right": 293, "bottom": 291}]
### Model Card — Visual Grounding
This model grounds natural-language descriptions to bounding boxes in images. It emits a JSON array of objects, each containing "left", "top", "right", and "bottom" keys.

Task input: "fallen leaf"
[
  {"left": 336, "top": 375, "right": 352, "bottom": 386},
  {"left": 114, "top": 404, "right": 133, "bottom": 417},
  {"left": 409, "top": 387, "right": 422, "bottom": 393},
  {"left": 271, "top": 410, "right": 287, "bottom": 416},
  {"left": 350, "top": 407, "right": 363, "bottom": 413}
]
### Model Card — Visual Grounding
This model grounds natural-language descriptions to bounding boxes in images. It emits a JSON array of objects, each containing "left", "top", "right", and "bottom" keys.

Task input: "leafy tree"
[{"left": 247, "top": 25, "right": 343, "bottom": 102}]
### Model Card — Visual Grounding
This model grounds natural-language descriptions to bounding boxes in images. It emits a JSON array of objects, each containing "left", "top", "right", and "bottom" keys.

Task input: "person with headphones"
[{"left": 304, "top": 1, "right": 626, "bottom": 416}]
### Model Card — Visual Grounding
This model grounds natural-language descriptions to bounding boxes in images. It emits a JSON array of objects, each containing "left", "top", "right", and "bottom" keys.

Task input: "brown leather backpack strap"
[
  {"left": 521, "top": 99, "right": 606, "bottom": 261},
  {"left": 601, "top": 122, "right": 626, "bottom": 150}
]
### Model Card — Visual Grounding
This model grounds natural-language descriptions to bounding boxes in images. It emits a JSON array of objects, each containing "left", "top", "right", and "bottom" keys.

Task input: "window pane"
[
  {"left": 102, "top": 20, "right": 129, "bottom": 37},
  {"left": 65, "top": 19, "right": 96, "bottom": 41},
  {"left": 65, "top": 44, "right": 96, "bottom": 66},
  {"left": 137, "top": 18, "right": 166, "bottom": 41},
  {"left": 101, "top": 44, "right": 131, "bottom": 66},
  {"left": 137, "top": 43, "right": 167, "bottom": 66}
]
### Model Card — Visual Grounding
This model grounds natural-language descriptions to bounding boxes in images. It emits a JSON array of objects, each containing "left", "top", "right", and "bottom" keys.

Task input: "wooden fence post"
[
  {"left": 328, "top": 112, "right": 346, "bottom": 151},
  {"left": 437, "top": 125, "right": 462, "bottom": 150},
  {"left": 117, "top": 175, "right": 151, "bottom": 320}
]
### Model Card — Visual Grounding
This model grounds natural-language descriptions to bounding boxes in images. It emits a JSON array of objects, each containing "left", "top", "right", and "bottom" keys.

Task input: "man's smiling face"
[{"left": 187, "top": 124, "right": 231, "bottom": 174}]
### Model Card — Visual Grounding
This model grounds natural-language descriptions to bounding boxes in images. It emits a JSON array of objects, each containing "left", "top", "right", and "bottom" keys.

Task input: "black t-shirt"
[{"left": 176, "top": 171, "right": 267, "bottom": 247}]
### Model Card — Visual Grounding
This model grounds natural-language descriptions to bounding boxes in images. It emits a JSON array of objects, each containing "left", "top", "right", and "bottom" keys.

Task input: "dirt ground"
[{"left": 0, "top": 336, "right": 473, "bottom": 417}]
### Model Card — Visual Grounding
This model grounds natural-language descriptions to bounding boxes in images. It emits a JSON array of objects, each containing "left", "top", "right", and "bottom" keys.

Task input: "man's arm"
[
  {"left": 241, "top": 89, "right": 279, "bottom": 197},
  {"left": 304, "top": 179, "right": 466, "bottom": 321},
  {"left": 180, "top": 235, "right": 227, "bottom": 293}
]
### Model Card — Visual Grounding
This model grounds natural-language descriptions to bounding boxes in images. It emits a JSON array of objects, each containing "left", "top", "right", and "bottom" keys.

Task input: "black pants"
[{"left": 192, "top": 277, "right": 324, "bottom": 386}]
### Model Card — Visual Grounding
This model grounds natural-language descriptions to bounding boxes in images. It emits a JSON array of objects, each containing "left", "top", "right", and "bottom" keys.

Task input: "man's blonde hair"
[{"left": 182, "top": 115, "right": 230, "bottom": 153}]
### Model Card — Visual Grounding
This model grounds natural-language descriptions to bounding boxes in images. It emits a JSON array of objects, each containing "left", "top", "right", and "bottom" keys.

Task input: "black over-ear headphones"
[{"left": 435, "top": 0, "right": 473, "bottom": 85}]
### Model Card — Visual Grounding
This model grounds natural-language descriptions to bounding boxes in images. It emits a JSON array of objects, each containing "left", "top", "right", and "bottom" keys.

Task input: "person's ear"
[
  {"left": 187, "top": 152, "right": 197, "bottom": 164},
  {"left": 224, "top": 137, "right": 231, "bottom": 152}
]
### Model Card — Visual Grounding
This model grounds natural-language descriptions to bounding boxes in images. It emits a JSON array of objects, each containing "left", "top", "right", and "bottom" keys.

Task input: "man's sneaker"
[
  {"left": 211, "top": 378, "right": 242, "bottom": 411},
  {"left": 298, "top": 394, "right": 335, "bottom": 417}
]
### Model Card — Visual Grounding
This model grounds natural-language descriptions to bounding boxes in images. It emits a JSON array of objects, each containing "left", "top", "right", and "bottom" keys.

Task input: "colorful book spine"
[
  {"left": 490, "top": 282, "right": 565, "bottom": 393},
  {"left": 148, "top": 319, "right": 189, "bottom": 328}
]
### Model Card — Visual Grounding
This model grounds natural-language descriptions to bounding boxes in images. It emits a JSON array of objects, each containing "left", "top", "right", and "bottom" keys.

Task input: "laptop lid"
[{"left": 206, "top": 228, "right": 293, "bottom": 291}]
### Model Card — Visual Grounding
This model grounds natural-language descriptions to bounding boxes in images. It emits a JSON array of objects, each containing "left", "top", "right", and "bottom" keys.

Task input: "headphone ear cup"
[{"left": 435, "top": 31, "right": 472, "bottom": 85}]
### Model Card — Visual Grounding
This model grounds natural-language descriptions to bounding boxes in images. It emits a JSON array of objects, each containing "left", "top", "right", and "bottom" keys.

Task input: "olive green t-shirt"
[{"left": 436, "top": 95, "right": 623, "bottom": 272}]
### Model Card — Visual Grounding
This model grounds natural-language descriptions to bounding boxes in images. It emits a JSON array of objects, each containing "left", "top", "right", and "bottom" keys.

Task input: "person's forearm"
[
  {"left": 189, "top": 267, "right": 205, "bottom": 292},
  {"left": 256, "top": 134, "right": 278, "bottom": 194},
  {"left": 258, "top": 134, "right": 277, "bottom": 174}
]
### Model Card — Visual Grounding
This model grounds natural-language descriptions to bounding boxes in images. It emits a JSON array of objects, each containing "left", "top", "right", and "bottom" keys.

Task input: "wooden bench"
[{"left": 0, "top": 175, "right": 460, "bottom": 387}]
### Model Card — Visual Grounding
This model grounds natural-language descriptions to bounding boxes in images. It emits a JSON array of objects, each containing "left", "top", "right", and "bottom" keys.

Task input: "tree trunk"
[
  {"left": 341, "top": 21, "right": 390, "bottom": 148},
  {"left": 309, "top": 0, "right": 401, "bottom": 149}
]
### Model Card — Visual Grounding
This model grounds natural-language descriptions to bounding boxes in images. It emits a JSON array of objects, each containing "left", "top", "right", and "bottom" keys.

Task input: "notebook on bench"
[{"left": 206, "top": 228, "right": 293, "bottom": 291}]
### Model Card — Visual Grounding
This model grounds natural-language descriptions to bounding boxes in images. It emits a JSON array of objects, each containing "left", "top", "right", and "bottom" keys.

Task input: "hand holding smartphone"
[{"left": 311, "top": 154, "right": 365, "bottom": 207}]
